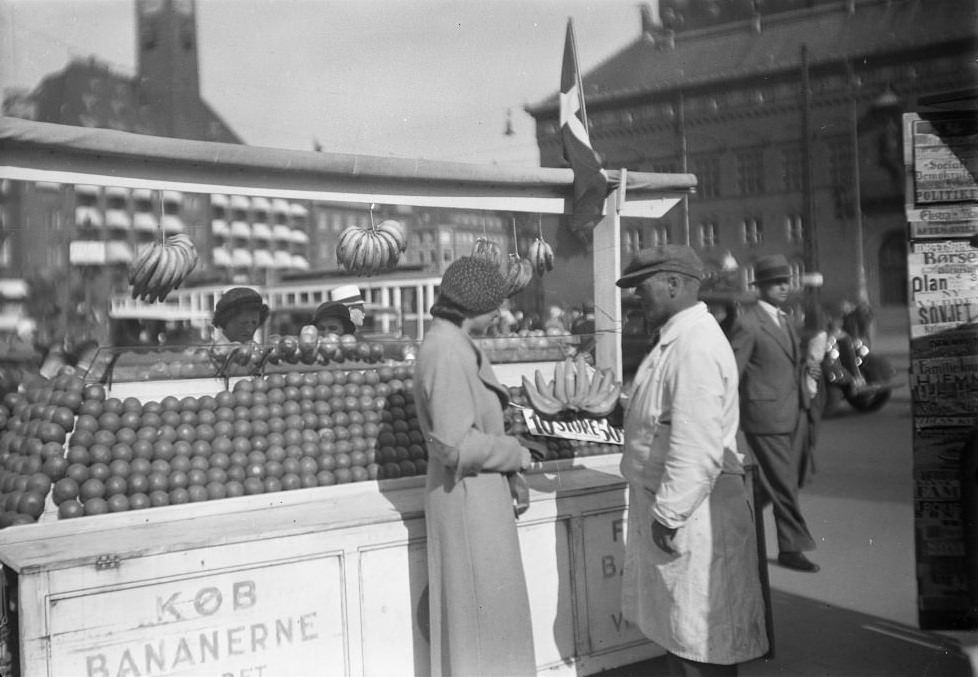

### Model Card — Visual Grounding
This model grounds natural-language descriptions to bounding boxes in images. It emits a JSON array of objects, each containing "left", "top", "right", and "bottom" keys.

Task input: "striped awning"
[
  {"left": 289, "top": 203, "right": 308, "bottom": 218},
  {"left": 291, "top": 254, "right": 310, "bottom": 270},
  {"left": 211, "top": 193, "right": 229, "bottom": 208},
  {"left": 74, "top": 206, "right": 103, "bottom": 228},
  {"left": 251, "top": 197, "right": 271, "bottom": 213},
  {"left": 230, "top": 221, "right": 251, "bottom": 239},
  {"left": 132, "top": 188, "right": 153, "bottom": 202},
  {"left": 105, "top": 240, "right": 133, "bottom": 264},
  {"left": 290, "top": 229, "right": 309, "bottom": 244},
  {"left": 162, "top": 190, "right": 183, "bottom": 203},
  {"left": 274, "top": 250, "right": 293, "bottom": 268},
  {"left": 0, "top": 279, "right": 29, "bottom": 299},
  {"left": 230, "top": 195, "right": 251, "bottom": 211},
  {"left": 231, "top": 248, "right": 253, "bottom": 268},
  {"left": 271, "top": 198, "right": 290, "bottom": 215},
  {"left": 105, "top": 186, "right": 130, "bottom": 199},
  {"left": 272, "top": 224, "right": 292, "bottom": 242},
  {"left": 212, "top": 247, "right": 232, "bottom": 267},
  {"left": 251, "top": 223, "right": 272, "bottom": 241},
  {"left": 211, "top": 219, "right": 230, "bottom": 238},
  {"left": 133, "top": 212, "right": 158, "bottom": 232},
  {"left": 161, "top": 215, "right": 184, "bottom": 234},
  {"left": 74, "top": 184, "right": 100, "bottom": 196},
  {"left": 105, "top": 209, "right": 131, "bottom": 230},
  {"left": 253, "top": 249, "right": 275, "bottom": 268}
]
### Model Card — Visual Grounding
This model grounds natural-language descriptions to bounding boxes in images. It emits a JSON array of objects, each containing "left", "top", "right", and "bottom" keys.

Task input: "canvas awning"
[{"left": 0, "top": 118, "right": 694, "bottom": 218}]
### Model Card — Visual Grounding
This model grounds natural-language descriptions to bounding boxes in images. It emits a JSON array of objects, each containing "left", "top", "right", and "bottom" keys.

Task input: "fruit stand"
[{"left": 0, "top": 118, "right": 695, "bottom": 676}]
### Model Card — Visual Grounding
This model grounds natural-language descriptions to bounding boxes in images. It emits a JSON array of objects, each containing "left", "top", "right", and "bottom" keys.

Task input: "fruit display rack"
[{"left": 0, "top": 349, "right": 656, "bottom": 677}]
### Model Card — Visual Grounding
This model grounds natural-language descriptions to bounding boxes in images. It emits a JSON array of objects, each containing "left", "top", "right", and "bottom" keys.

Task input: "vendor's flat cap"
[{"left": 616, "top": 245, "right": 705, "bottom": 288}]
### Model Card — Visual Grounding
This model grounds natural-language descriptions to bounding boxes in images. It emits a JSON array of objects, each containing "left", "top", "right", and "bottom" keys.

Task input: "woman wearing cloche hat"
[
  {"left": 211, "top": 287, "right": 269, "bottom": 343},
  {"left": 412, "top": 256, "right": 536, "bottom": 676}
]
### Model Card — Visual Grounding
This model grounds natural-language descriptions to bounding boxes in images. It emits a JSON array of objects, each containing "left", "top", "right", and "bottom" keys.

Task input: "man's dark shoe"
[{"left": 778, "top": 551, "right": 820, "bottom": 572}]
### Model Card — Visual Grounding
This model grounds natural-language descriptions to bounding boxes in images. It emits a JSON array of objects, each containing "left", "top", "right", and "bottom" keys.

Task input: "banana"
[
  {"left": 521, "top": 375, "right": 563, "bottom": 416},
  {"left": 131, "top": 243, "right": 163, "bottom": 300},
  {"left": 569, "top": 354, "right": 591, "bottom": 409},
  {"left": 129, "top": 242, "right": 157, "bottom": 285},
  {"left": 373, "top": 228, "right": 401, "bottom": 268},
  {"left": 141, "top": 246, "right": 172, "bottom": 301},
  {"left": 552, "top": 359, "right": 567, "bottom": 405},
  {"left": 533, "top": 368, "right": 552, "bottom": 399},
  {"left": 586, "top": 380, "right": 622, "bottom": 418},
  {"left": 579, "top": 366, "right": 607, "bottom": 410},
  {"left": 562, "top": 358, "right": 577, "bottom": 409},
  {"left": 377, "top": 219, "right": 407, "bottom": 252},
  {"left": 528, "top": 237, "right": 554, "bottom": 276}
]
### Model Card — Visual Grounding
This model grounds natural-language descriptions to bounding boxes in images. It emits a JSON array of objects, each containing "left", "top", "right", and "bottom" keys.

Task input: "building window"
[
  {"left": 785, "top": 214, "right": 804, "bottom": 243},
  {"left": 781, "top": 145, "right": 803, "bottom": 192},
  {"left": 698, "top": 222, "right": 718, "bottom": 248},
  {"left": 736, "top": 150, "right": 765, "bottom": 195},
  {"left": 692, "top": 156, "right": 721, "bottom": 198},
  {"left": 650, "top": 224, "right": 670, "bottom": 247},
  {"left": 624, "top": 228, "right": 642, "bottom": 254},
  {"left": 741, "top": 217, "right": 763, "bottom": 246}
]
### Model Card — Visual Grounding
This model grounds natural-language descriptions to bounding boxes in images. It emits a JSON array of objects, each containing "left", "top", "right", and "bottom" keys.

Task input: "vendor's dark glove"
[{"left": 652, "top": 519, "right": 678, "bottom": 555}]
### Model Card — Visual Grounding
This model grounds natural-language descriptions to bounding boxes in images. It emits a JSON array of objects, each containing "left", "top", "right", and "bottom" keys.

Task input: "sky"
[{"left": 1, "top": 0, "right": 647, "bottom": 167}]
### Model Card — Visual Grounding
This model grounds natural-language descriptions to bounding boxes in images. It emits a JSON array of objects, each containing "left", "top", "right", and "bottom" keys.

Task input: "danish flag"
[{"left": 560, "top": 19, "right": 609, "bottom": 235}]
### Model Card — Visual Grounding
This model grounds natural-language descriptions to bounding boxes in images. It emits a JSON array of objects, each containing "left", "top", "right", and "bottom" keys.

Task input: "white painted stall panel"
[
  {"left": 580, "top": 507, "right": 650, "bottom": 654},
  {"left": 48, "top": 556, "right": 346, "bottom": 677},
  {"left": 519, "top": 517, "right": 577, "bottom": 670},
  {"left": 359, "top": 539, "right": 429, "bottom": 677}
]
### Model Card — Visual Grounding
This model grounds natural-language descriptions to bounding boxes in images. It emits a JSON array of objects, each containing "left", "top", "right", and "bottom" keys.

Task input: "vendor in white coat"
[{"left": 616, "top": 245, "right": 768, "bottom": 676}]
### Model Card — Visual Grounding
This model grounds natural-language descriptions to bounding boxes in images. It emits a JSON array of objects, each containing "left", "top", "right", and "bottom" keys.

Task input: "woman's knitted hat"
[
  {"left": 212, "top": 287, "right": 269, "bottom": 329},
  {"left": 438, "top": 256, "right": 506, "bottom": 317}
]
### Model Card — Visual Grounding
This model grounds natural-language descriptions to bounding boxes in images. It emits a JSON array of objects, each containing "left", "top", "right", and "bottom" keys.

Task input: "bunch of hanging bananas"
[
  {"left": 128, "top": 234, "right": 199, "bottom": 303},
  {"left": 502, "top": 253, "right": 534, "bottom": 297},
  {"left": 527, "top": 236, "right": 555, "bottom": 276},
  {"left": 336, "top": 219, "right": 407, "bottom": 276},
  {"left": 472, "top": 237, "right": 502, "bottom": 265},
  {"left": 521, "top": 354, "right": 622, "bottom": 418}
]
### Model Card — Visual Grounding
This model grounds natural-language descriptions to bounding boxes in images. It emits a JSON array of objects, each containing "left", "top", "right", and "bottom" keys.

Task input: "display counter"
[
  {"left": 0, "top": 341, "right": 660, "bottom": 676},
  {"left": 0, "top": 456, "right": 657, "bottom": 677}
]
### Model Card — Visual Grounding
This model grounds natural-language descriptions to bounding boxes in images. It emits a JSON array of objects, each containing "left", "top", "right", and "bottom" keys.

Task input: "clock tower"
[{"left": 135, "top": 0, "right": 203, "bottom": 139}]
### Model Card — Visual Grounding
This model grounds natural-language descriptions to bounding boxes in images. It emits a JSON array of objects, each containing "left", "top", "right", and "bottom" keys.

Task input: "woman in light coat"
[{"left": 413, "top": 256, "right": 535, "bottom": 677}]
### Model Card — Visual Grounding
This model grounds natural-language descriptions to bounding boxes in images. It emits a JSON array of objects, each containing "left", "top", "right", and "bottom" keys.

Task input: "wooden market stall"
[{"left": 0, "top": 117, "right": 695, "bottom": 676}]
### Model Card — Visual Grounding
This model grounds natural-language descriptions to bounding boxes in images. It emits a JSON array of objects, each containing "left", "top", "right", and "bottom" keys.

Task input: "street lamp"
[{"left": 851, "top": 77, "right": 901, "bottom": 306}]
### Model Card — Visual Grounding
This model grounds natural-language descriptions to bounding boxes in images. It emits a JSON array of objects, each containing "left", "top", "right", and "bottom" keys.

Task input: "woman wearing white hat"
[{"left": 329, "top": 284, "right": 365, "bottom": 328}]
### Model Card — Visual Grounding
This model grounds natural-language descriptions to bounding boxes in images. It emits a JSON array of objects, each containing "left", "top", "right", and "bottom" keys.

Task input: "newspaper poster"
[
  {"left": 907, "top": 241, "right": 978, "bottom": 339},
  {"left": 905, "top": 112, "right": 978, "bottom": 630},
  {"left": 907, "top": 205, "right": 978, "bottom": 239},
  {"left": 910, "top": 115, "right": 978, "bottom": 204}
]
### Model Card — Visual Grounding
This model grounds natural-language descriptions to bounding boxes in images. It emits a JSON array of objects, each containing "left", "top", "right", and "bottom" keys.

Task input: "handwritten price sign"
[{"left": 521, "top": 409, "right": 623, "bottom": 445}]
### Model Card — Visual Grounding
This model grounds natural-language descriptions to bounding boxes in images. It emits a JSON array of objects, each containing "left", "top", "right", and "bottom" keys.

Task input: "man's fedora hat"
[{"left": 752, "top": 254, "right": 792, "bottom": 285}]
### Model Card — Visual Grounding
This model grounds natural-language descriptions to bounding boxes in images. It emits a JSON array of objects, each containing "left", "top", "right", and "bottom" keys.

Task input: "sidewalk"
[{"left": 600, "top": 589, "right": 972, "bottom": 676}]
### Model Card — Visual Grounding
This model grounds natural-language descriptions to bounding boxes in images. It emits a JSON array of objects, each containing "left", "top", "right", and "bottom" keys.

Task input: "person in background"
[
  {"left": 730, "top": 254, "right": 819, "bottom": 573},
  {"left": 544, "top": 304, "right": 566, "bottom": 332},
  {"left": 571, "top": 303, "right": 597, "bottom": 365},
  {"left": 413, "top": 256, "right": 535, "bottom": 676},
  {"left": 330, "top": 284, "right": 366, "bottom": 329},
  {"left": 312, "top": 301, "right": 356, "bottom": 336},
  {"left": 800, "top": 300, "right": 829, "bottom": 486},
  {"left": 616, "top": 245, "right": 768, "bottom": 676},
  {"left": 211, "top": 287, "right": 269, "bottom": 343}
]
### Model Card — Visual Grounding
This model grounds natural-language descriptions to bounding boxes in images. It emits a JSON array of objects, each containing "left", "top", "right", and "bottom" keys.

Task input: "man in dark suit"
[{"left": 731, "top": 254, "right": 819, "bottom": 573}]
